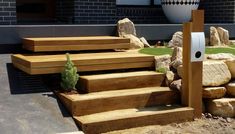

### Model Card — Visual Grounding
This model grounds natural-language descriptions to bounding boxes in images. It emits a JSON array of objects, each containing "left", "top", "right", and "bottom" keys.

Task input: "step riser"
[
  {"left": 79, "top": 74, "right": 165, "bottom": 92},
  {"left": 23, "top": 43, "right": 130, "bottom": 52},
  {"left": 23, "top": 36, "right": 130, "bottom": 52},
  {"left": 75, "top": 108, "right": 194, "bottom": 134},
  {"left": 13, "top": 62, "right": 154, "bottom": 75},
  {"left": 58, "top": 91, "right": 180, "bottom": 116}
]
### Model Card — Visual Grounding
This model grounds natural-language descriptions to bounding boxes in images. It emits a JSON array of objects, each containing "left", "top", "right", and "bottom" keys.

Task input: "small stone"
[
  {"left": 170, "top": 79, "right": 182, "bottom": 91},
  {"left": 177, "top": 65, "right": 183, "bottom": 78},
  {"left": 123, "top": 34, "right": 144, "bottom": 49},
  {"left": 210, "top": 26, "right": 222, "bottom": 46},
  {"left": 117, "top": 18, "right": 136, "bottom": 37},
  {"left": 206, "top": 98, "right": 235, "bottom": 118},
  {"left": 226, "top": 117, "right": 233, "bottom": 123},
  {"left": 168, "top": 31, "right": 183, "bottom": 47},
  {"left": 203, "top": 87, "right": 226, "bottom": 99},
  {"left": 217, "top": 27, "right": 230, "bottom": 45},
  {"left": 226, "top": 80, "right": 235, "bottom": 97},
  {"left": 155, "top": 55, "right": 171, "bottom": 72},
  {"left": 165, "top": 71, "right": 175, "bottom": 86},
  {"left": 203, "top": 61, "right": 231, "bottom": 86},
  {"left": 139, "top": 37, "right": 152, "bottom": 48},
  {"left": 225, "top": 59, "right": 235, "bottom": 79}
]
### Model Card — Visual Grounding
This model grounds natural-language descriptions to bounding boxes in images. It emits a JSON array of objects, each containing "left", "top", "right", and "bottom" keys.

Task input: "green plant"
[
  {"left": 60, "top": 53, "right": 79, "bottom": 91},
  {"left": 156, "top": 67, "right": 168, "bottom": 74}
]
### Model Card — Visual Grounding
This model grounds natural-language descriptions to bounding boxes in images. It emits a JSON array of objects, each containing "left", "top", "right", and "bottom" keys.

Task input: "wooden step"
[
  {"left": 12, "top": 51, "right": 154, "bottom": 75},
  {"left": 74, "top": 106, "right": 194, "bottom": 134},
  {"left": 56, "top": 87, "right": 180, "bottom": 116},
  {"left": 22, "top": 36, "right": 130, "bottom": 52},
  {"left": 79, "top": 71, "right": 165, "bottom": 92}
]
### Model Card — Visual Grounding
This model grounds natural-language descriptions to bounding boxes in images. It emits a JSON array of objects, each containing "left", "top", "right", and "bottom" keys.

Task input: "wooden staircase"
[{"left": 12, "top": 36, "right": 194, "bottom": 134}]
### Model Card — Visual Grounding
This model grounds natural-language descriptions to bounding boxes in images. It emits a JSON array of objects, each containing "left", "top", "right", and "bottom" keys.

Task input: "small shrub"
[{"left": 60, "top": 53, "right": 79, "bottom": 92}]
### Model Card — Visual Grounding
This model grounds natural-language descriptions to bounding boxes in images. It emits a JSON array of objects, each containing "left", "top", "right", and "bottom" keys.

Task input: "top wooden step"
[{"left": 22, "top": 36, "right": 130, "bottom": 52}]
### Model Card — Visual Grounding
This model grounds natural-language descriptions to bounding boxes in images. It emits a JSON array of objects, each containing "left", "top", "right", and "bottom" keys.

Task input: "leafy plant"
[{"left": 60, "top": 53, "right": 79, "bottom": 92}]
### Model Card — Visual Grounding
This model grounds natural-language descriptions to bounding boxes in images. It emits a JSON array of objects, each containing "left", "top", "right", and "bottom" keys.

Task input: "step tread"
[
  {"left": 12, "top": 51, "right": 153, "bottom": 67},
  {"left": 65, "top": 87, "right": 172, "bottom": 101},
  {"left": 80, "top": 71, "right": 163, "bottom": 80},
  {"left": 74, "top": 106, "right": 193, "bottom": 124},
  {"left": 24, "top": 36, "right": 127, "bottom": 42}
]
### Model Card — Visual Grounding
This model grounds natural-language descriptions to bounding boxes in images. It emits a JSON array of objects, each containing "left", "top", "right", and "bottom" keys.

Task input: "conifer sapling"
[{"left": 61, "top": 53, "right": 79, "bottom": 91}]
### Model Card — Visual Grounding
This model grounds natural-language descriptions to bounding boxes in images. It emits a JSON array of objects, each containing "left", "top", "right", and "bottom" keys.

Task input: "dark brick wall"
[
  {"left": 0, "top": 0, "right": 16, "bottom": 25},
  {"left": 74, "top": 0, "right": 168, "bottom": 24},
  {"left": 200, "top": 0, "right": 235, "bottom": 23},
  {"left": 56, "top": 0, "right": 74, "bottom": 24},
  {"left": 1, "top": 0, "right": 235, "bottom": 25}
]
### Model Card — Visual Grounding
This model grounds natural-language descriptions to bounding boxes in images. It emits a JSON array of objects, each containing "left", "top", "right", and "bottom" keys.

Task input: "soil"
[{"left": 105, "top": 113, "right": 235, "bottom": 134}]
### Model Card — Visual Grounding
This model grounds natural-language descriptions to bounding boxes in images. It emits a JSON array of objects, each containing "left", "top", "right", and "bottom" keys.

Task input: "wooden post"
[{"left": 182, "top": 10, "right": 204, "bottom": 118}]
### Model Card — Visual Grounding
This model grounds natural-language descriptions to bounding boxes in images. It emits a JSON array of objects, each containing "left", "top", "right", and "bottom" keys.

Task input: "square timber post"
[{"left": 182, "top": 10, "right": 204, "bottom": 118}]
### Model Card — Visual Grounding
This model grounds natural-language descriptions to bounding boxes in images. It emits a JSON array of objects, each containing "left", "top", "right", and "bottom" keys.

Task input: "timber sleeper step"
[
  {"left": 74, "top": 106, "right": 194, "bottom": 134},
  {"left": 78, "top": 71, "right": 165, "bottom": 92},
  {"left": 56, "top": 87, "right": 180, "bottom": 116},
  {"left": 11, "top": 51, "right": 154, "bottom": 75},
  {"left": 22, "top": 36, "right": 130, "bottom": 52}
]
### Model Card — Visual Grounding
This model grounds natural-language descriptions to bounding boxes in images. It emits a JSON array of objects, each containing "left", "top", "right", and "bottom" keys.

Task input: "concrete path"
[{"left": 0, "top": 54, "right": 79, "bottom": 134}]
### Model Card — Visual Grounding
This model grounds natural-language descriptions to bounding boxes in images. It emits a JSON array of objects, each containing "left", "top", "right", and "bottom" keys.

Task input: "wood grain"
[
  {"left": 74, "top": 106, "right": 194, "bottom": 134},
  {"left": 22, "top": 36, "right": 130, "bottom": 52},
  {"left": 58, "top": 87, "right": 180, "bottom": 116},
  {"left": 78, "top": 71, "right": 165, "bottom": 92}
]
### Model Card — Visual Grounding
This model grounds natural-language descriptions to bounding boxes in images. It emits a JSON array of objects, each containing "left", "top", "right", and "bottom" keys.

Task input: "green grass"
[
  {"left": 230, "top": 45, "right": 235, "bottom": 48},
  {"left": 139, "top": 48, "right": 173, "bottom": 56},
  {"left": 139, "top": 47, "right": 235, "bottom": 56},
  {"left": 206, "top": 47, "right": 235, "bottom": 55}
]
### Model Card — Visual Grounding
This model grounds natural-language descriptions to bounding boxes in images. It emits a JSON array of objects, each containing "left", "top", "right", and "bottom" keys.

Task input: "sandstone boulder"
[
  {"left": 225, "top": 59, "right": 235, "bottom": 78},
  {"left": 226, "top": 80, "right": 235, "bottom": 97},
  {"left": 139, "top": 37, "right": 152, "bottom": 48},
  {"left": 117, "top": 18, "right": 136, "bottom": 37},
  {"left": 165, "top": 71, "right": 175, "bottom": 86},
  {"left": 170, "top": 79, "right": 182, "bottom": 91},
  {"left": 168, "top": 31, "right": 183, "bottom": 47},
  {"left": 170, "top": 47, "right": 182, "bottom": 69},
  {"left": 155, "top": 55, "right": 171, "bottom": 73},
  {"left": 217, "top": 27, "right": 230, "bottom": 45},
  {"left": 123, "top": 34, "right": 144, "bottom": 49},
  {"left": 207, "top": 53, "right": 235, "bottom": 60},
  {"left": 210, "top": 27, "right": 222, "bottom": 46},
  {"left": 203, "top": 61, "right": 231, "bottom": 86},
  {"left": 177, "top": 65, "right": 183, "bottom": 78},
  {"left": 203, "top": 87, "right": 226, "bottom": 99},
  {"left": 207, "top": 98, "right": 235, "bottom": 117}
]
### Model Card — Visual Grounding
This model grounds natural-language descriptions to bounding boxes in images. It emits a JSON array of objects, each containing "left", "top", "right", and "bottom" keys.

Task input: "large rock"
[
  {"left": 207, "top": 98, "right": 235, "bottom": 117},
  {"left": 123, "top": 34, "right": 144, "bottom": 49},
  {"left": 203, "top": 87, "right": 226, "bottom": 99},
  {"left": 117, "top": 18, "right": 136, "bottom": 37},
  {"left": 177, "top": 61, "right": 232, "bottom": 86},
  {"left": 225, "top": 59, "right": 235, "bottom": 78},
  {"left": 207, "top": 53, "right": 235, "bottom": 60},
  {"left": 168, "top": 31, "right": 183, "bottom": 48},
  {"left": 203, "top": 61, "right": 231, "bottom": 86},
  {"left": 226, "top": 80, "right": 235, "bottom": 97},
  {"left": 139, "top": 37, "right": 152, "bottom": 48},
  {"left": 210, "top": 27, "right": 222, "bottom": 46},
  {"left": 217, "top": 27, "right": 230, "bottom": 45},
  {"left": 155, "top": 55, "right": 171, "bottom": 73},
  {"left": 170, "top": 47, "right": 182, "bottom": 69}
]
